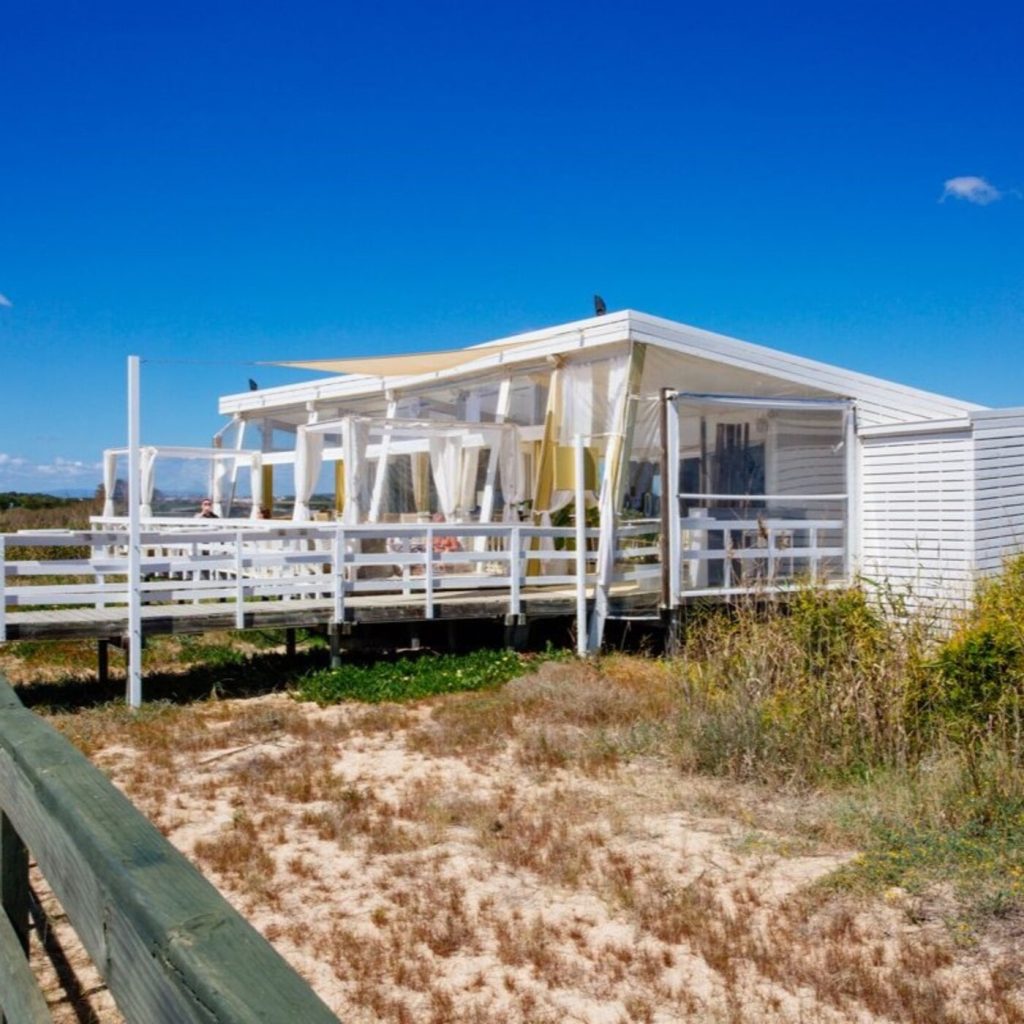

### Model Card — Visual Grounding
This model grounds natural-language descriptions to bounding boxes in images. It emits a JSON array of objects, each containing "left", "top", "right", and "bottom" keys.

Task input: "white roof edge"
[
  {"left": 627, "top": 311, "right": 985, "bottom": 420},
  {"left": 970, "top": 406, "right": 1024, "bottom": 421},
  {"left": 859, "top": 417, "right": 973, "bottom": 438},
  {"left": 220, "top": 309, "right": 986, "bottom": 421}
]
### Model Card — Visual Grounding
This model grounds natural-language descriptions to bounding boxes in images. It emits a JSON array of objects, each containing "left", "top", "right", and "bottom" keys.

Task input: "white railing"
[
  {"left": 0, "top": 521, "right": 609, "bottom": 640},
  {"left": 673, "top": 513, "right": 847, "bottom": 600},
  {"left": 1, "top": 511, "right": 850, "bottom": 642}
]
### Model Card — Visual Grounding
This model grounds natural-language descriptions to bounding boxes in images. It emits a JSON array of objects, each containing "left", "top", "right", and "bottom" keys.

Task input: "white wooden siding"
[
  {"left": 859, "top": 428, "right": 974, "bottom": 602},
  {"left": 971, "top": 409, "right": 1024, "bottom": 575}
]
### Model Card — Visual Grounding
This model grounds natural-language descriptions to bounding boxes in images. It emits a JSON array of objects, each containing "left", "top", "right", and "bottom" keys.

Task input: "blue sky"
[{"left": 0, "top": 1, "right": 1021, "bottom": 492}]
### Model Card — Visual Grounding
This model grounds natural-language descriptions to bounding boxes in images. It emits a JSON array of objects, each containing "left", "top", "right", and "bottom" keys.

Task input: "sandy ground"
[{"left": 27, "top": 682, "right": 1024, "bottom": 1023}]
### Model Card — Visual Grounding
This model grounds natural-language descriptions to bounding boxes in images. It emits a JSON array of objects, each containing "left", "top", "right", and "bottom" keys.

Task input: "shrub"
[{"left": 293, "top": 649, "right": 532, "bottom": 705}]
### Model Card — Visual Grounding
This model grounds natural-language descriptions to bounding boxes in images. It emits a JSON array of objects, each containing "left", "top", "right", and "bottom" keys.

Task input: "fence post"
[
  {"left": 424, "top": 526, "right": 435, "bottom": 619},
  {"left": 574, "top": 435, "right": 587, "bottom": 658},
  {"left": 332, "top": 525, "right": 346, "bottom": 626},
  {"left": 234, "top": 528, "right": 245, "bottom": 629},
  {"left": 509, "top": 526, "right": 521, "bottom": 619}
]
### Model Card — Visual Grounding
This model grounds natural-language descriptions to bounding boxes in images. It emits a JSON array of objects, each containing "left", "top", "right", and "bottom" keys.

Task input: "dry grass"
[{"left": 37, "top": 662, "right": 1024, "bottom": 1023}]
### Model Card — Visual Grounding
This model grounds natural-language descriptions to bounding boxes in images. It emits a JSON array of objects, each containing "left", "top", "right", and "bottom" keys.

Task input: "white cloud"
[
  {"left": 0, "top": 452, "right": 100, "bottom": 481},
  {"left": 941, "top": 176, "right": 1003, "bottom": 205},
  {"left": 0, "top": 293, "right": 12, "bottom": 308}
]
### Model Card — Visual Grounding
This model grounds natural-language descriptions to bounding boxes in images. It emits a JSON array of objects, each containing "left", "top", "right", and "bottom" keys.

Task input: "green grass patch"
[
  {"left": 825, "top": 810, "right": 1024, "bottom": 928},
  {"left": 294, "top": 648, "right": 535, "bottom": 705}
]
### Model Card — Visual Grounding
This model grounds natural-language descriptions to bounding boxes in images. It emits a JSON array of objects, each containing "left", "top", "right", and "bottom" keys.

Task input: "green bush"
[{"left": 294, "top": 649, "right": 531, "bottom": 705}]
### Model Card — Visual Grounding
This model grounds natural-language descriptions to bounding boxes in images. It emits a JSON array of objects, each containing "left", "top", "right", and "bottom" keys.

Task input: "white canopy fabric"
[
  {"left": 102, "top": 451, "right": 118, "bottom": 517},
  {"left": 140, "top": 447, "right": 158, "bottom": 518},
  {"left": 292, "top": 425, "right": 325, "bottom": 522},
  {"left": 341, "top": 417, "right": 371, "bottom": 525},
  {"left": 429, "top": 435, "right": 463, "bottom": 521}
]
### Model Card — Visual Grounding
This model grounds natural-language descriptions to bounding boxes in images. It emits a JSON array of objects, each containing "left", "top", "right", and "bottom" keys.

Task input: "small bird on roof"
[
  {"left": 593, "top": 294, "right": 607, "bottom": 316},
  {"left": 248, "top": 378, "right": 259, "bottom": 391}
]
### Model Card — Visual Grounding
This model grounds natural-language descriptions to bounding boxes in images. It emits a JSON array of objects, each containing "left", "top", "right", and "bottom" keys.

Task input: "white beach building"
[{"left": 102, "top": 309, "right": 1024, "bottom": 614}]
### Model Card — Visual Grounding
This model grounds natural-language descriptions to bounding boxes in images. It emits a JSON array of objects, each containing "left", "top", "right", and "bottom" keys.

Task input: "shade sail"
[{"left": 273, "top": 335, "right": 556, "bottom": 378}]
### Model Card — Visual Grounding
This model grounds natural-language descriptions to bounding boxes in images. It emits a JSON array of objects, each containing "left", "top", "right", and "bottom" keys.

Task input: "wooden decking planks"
[{"left": 2, "top": 586, "right": 659, "bottom": 642}]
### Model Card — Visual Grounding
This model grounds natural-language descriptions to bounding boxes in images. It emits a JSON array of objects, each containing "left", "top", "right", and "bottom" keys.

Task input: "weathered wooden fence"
[{"left": 0, "top": 673, "right": 340, "bottom": 1023}]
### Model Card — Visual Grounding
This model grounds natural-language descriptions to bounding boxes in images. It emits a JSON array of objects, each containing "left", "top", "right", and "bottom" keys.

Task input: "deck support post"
[
  {"left": 574, "top": 434, "right": 588, "bottom": 658},
  {"left": 285, "top": 628, "right": 297, "bottom": 660},
  {"left": 97, "top": 639, "right": 109, "bottom": 686},
  {"left": 329, "top": 625, "right": 342, "bottom": 669},
  {"left": 503, "top": 614, "right": 527, "bottom": 650}
]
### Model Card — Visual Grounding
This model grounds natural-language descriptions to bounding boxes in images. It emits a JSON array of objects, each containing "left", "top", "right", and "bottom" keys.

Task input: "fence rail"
[
  {"left": 0, "top": 520, "right": 627, "bottom": 637},
  {"left": 0, "top": 673, "right": 339, "bottom": 1023}
]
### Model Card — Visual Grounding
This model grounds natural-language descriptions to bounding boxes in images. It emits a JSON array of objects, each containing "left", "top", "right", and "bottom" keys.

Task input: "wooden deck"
[{"left": 2, "top": 584, "right": 660, "bottom": 642}]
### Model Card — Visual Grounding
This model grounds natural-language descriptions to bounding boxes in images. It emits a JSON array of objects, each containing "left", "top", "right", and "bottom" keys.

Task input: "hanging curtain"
[
  {"left": 249, "top": 452, "right": 264, "bottom": 519},
  {"left": 341, "top": 418, "right": 370, "bottom": 524},
  {"left": 605, "top": 354, "right": 629, "bottom": 430},
  {"left": 499, "top": 427, "right": 524, "bottom": 520},
  {"left": 102, "top": 450, "right": 118, "bottom": 517},
  {"left": 458, "top": 446, "right": 480, "bottom": 519},
  {"left": 208, "top": 455, "right": 229, "bottom": 518},
  {"left": 411, "top": 452, "right": 430, "bottom": 513},
  {"left": 429, "top": 435, "right": 463, "bottom": 520},
  {"left": 140, "top": 447, "right": 158, "bottom": 518},
  {"left": 292, "top": 426, "right": 324, "bottom": 521},
  {"left": 560, "top": 361, "right": 595, "bottom": 443}
]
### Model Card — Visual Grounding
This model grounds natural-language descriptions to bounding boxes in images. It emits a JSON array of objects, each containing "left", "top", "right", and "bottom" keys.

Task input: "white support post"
[
  {"left": 665, "top": 396, "right": 681, "bottom": 607},
  {"left": 0, "top": 536, "right": 6, "bottom": 643},
  {"left": 126, "top": 355, "right": 143, "bottom": 709},
  {"left": 234, "top": 529, "right": 245, "bottom": 629},
  {"left": 843, "top": 405, "right": 858, "bottom": 584},
  {"left": 509, "top": 526, "right": 521, "bottom": 618},
  {"left": 424, "top": 525, "right": 435, "bottom": 619},
  {"left": 574, "top": 434, "right": 587, "bottom": 658},
  {"left": 810, "top": 526, "right": 820, "bottom": 585},
  {"left": 332, "top": 525, "right": 346, "bottom": 625}
]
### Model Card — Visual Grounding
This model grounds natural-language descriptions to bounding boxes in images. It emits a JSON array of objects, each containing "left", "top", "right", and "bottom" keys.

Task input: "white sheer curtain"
[
  {"left": 429, "top": 435, "right": 463, "bottom": 520},
  {"left": 102, "top": 450, "right": 118, "bottom": 516},
  {"left": 293, "top": 426, "right": 324, "bottom": 522},
  {"left": 499, "top": 427, "right": 524, "bottom": 521},
  {"left": 341, "top": 418, "right": 370, "bottom": 524},
  {"left": 140, "top": 447, "right": 158, "bottom": 518},
  {"left": 560, "top": 361, "right": 594, "bottom": 442},
  {"left": 249, "top": 453, "right": 264, "bottom": 519},
  {"left": 458, "top": 447, "right": 480, "bottom": 518}
]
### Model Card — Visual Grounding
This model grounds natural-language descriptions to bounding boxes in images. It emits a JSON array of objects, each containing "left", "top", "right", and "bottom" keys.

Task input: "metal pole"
[
  {"left": 574, "top": 434, "right": 587, "bottom": 658},
  {"left": 665, "top": 392, "right": 681, "bottom": 607},
  {"left": 659, "top": 389, "right": 671, "bottom": 609},
  {"left": 127, "top": 355, "right": 143, "bottom": 708}
]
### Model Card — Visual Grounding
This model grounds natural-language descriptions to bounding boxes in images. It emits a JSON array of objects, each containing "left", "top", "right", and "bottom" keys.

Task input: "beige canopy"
[{"left": 275, "top": 334, "right": 552, "bottom": 378}]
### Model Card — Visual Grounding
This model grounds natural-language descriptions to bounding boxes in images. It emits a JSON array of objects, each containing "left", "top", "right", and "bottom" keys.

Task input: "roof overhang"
[{"left": 219, "top": 309, "right": 986, "bottom": 424}]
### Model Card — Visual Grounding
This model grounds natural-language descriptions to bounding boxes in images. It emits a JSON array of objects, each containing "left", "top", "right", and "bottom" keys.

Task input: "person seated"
[
  {"left": 195, "top": 499, "right": 219, "bottom": 519},
  {"left": 431, "top": 512, "right": 462, "bottom": 555}
]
